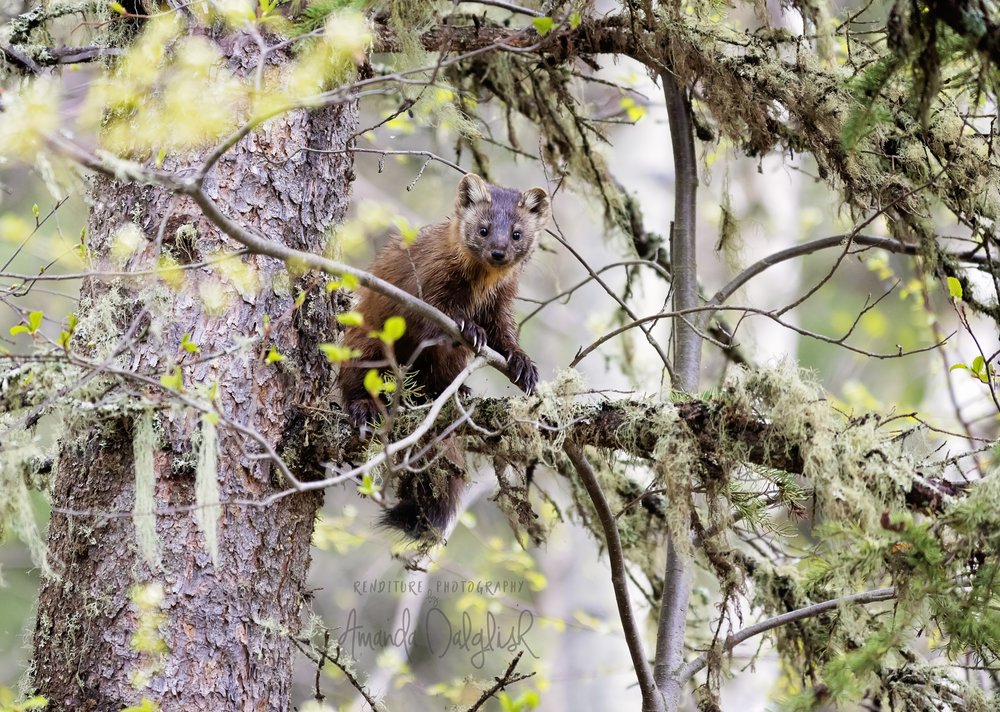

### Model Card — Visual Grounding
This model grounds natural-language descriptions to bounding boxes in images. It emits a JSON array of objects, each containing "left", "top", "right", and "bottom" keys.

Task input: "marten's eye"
[
  {"left": 512, "top": 230, "right": 522, "bottom": 241},
  {"left": 478, "top": 226, "right": 489, "bottom": 237}
]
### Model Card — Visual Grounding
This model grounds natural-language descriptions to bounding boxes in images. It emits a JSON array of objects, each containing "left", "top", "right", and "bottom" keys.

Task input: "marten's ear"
[
  {"left": 456, "top": 174, "right": 491, "bottom": 212},
  {"left": 519, "top": 188, "right": 551, "bottom": 221}
]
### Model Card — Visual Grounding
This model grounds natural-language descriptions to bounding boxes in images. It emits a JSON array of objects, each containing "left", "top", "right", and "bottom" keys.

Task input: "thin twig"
[{"left": 466, "top": 651, "right": 535, "bottom": 712}]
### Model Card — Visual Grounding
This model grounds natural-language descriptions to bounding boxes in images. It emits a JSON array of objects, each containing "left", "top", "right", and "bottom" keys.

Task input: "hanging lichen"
[
  {"left": 194, "top": 415, "right": 220, "bottom": 566},
  {"left": 131, "top": 410, "right": 161, "bottom": 569}
]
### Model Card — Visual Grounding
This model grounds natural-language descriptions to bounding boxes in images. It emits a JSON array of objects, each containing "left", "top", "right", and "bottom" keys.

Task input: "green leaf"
[
  {"left": 949, "top": 363, "right": 968, "bottom": 372},
  {"left": 569, "top": 12, "right": 581, "bottom": 29},
  {"left": 319, "top": 343, "right": 361, "bottom": 363},
  {"left": 533, "top": 16, "right": 554, "bottom": 36},
  {"left": 972, "top": 355, "right": 985, "bottom": 375},
  {"left": 363, "top": 368, "right": 383, "bottom": 397},
  {"left": 947, "top": 276, "right": 963, "bottom": 300},
  {"left": 10, "top": 310, "right": 43, "bottom": 336},
  {"left": 31, "top": 204, "right": 39, "bottom": 221},
  {"left": 202, "top": 411, "right": 220, "bottom": 426},
  {"left": 265, "top": 347, "right": 285, "bottom": 364},
  {"left": 180, "top": 333, "right": 201, "bottom": 354},
  {"left": 393, "top": 217, "right": 419, "bottom": 245},
  {"left": 620, "top": 97, "right": 646, "bottom": 122},
  {"left": 159, "top": 367, "right": 183, "bottom": 392},
  {"left": 327, "top": 273, "right": 360, "bottom": 291},
  {"left": 336, "top": 311, "right": 365, "bottom": 327},
  {"left": 108, "top": 1, "right": 127, "bottom": 13},
  {"left": 370, "top": 315, "right": 406, "bottom": 345},
  {"left": 357, "top": 473, "right": 379, "bottom": 496},
  {"left": 58, "top": 330, "right": 72, "bottom": 350},
  {"left": 293, "top": 290, "right": 307, "bottom": 309}
]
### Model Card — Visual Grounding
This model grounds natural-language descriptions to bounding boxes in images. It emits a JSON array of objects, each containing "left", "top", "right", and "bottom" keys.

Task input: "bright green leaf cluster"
[
  {"left": 336, "top": 311, "right": 365, "bottom": 327},
  {"left": 159, "top": 366, "right": 183, "bottom": 391},
  {"left": 946, "top": 275, "right": 963, "bottom": 300},
  {"left": 368, "top": 315, "right": 406, "bottom": 345},
  {"left": 950, "top": 355, "right": 995, "bottom": 384},
  {"left": 285, "top": 10, "right": 372, "bottom": 100},
  {"left": 619, "top": 97, "right": 646, "bottom": 123},
  {"left": 357, "top": 473, "right": 378, "bottom": 496},
  {"left": 532, "top": 17, "right": 554, "bottom": 36},
  {"left": 318, "top": 343, "right": 361, "bottom": 363},
  {"left": 82, "top": 16, "right": 244, "bottom": 156},
  {"left": 325, "top": 273, "right": 360, "bottom": 291},
  {"left": 363, "top": 368, "right": 396, "bottom": 397},
  {"left": 9, "top": 311, "right": 43, "bottom": 337}
]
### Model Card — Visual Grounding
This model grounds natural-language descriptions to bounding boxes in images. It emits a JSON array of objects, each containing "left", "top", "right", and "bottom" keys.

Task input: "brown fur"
[
  {"left": 339, "top": 174, "right": 550, "bottom": 427},
  {"left": 337, "top": 174, "right": 551, "bottom": 539}
]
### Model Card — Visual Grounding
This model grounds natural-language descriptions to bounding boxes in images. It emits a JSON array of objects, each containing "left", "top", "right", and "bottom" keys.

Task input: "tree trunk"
[{"left": 30, "top": 35, "right": 357, "bottom": 711}]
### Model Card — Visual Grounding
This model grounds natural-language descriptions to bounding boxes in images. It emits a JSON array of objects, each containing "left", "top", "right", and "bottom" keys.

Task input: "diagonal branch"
[
  {"left": 677, "top": 587, "right": 897, "bottom": 683},
  {"left": 564, "top": 442, "right": 663, "bottom": 712},
  {"left": 46, "top": 134, "right": 517, "bottom": 383},
  {"left": 466, "top": 651, "right": 535, "bottom": 712}
]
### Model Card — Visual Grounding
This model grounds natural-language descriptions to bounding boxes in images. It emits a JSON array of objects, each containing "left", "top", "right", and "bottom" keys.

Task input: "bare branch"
[
  {"left": 564, "top": 442, "right": 663, "bottom": 712},
  {"left": 678, "top": 587, "right": 897, "bottom": 683},
  {"left": 653, "top": 72, "right": 700, "bottom": 712}
]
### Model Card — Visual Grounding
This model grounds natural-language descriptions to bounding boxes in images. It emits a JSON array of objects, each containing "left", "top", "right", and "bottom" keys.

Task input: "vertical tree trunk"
[{"left": 30, "top": 35, "right": 357, "bottom": 711}]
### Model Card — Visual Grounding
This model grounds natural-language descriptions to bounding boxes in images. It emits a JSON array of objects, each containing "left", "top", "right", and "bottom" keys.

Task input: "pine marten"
[{"left": 338, "top": 173, "right": 551, "bottom": 538}]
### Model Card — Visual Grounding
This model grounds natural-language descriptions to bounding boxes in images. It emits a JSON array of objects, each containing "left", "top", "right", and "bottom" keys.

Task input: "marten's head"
[{"left": 453, "top": 174, "right": 551, "bottom": 270}]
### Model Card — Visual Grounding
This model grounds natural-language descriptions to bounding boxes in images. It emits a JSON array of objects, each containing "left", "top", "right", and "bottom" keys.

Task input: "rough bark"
[{"left": 30, "top": 35, "right": 358, "bottom": 711}]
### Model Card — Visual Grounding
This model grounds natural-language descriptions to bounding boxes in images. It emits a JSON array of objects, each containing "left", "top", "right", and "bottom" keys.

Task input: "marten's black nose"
[{"left": 491, "top": 249, "right": 506, "bottom": 262}]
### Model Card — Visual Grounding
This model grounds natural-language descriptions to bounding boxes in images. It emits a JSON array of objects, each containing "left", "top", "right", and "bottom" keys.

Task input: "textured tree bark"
[{"left": 30, "top": 35, "right": 358, "bottom": 711}]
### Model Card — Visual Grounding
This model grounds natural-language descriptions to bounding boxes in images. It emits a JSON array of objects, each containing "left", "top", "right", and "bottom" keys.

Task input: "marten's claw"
[
  {"left": 507, "top": 350, "right": 539, "bottom": 394},
  {"left": 456, "top": 319, "right": 487, "bottom": 352}
]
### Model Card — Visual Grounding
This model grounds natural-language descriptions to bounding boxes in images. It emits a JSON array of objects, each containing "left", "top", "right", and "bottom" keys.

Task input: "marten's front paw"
[
  {"left": 347, "top": 399, "right": 381, "bottom": 437},
  {"left": 456, "top": 318, "right": 487, "bottom": 352},
  {"left": 507, "top": 350, "right": 539, "bottom": 394}
]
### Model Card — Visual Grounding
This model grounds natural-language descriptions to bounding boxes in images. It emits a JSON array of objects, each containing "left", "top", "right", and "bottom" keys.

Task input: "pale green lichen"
[
  {"left": 194, "top": 416, "right": 220, "bottom": 566},
  {"left": 0, "top": 431, "right": 53, "bottom": 577},
  {"left": 131, "top": 410, "right": 161, "bottom": 569},
  {"left": 509, "top": 368, "right": 585, "bottom": 460}
]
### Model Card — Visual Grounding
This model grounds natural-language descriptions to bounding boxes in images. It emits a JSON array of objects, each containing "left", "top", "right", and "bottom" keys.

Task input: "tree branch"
[
  {"left": 46, "top": 135, "right": 517, "bottom": 383},
  {"left": 466, "top": 651, "right": 535, "bottom": 712},
  {"left": 707, "top": 233, "right": 991, "bottom": 310},
  {"left": 677, "top": 587, "right": 897, "bottom": 683},
  {"left": 653, "top": 72, "right": 700, "bottom": 712},
  {"left": 564, "top": 442, "right": 663, "bottom": 712}
]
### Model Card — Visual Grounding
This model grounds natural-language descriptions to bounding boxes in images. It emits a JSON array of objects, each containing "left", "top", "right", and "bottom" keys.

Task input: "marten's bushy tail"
[{"left": 379, "top": 470, "right": 466, "bottom": 540}]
